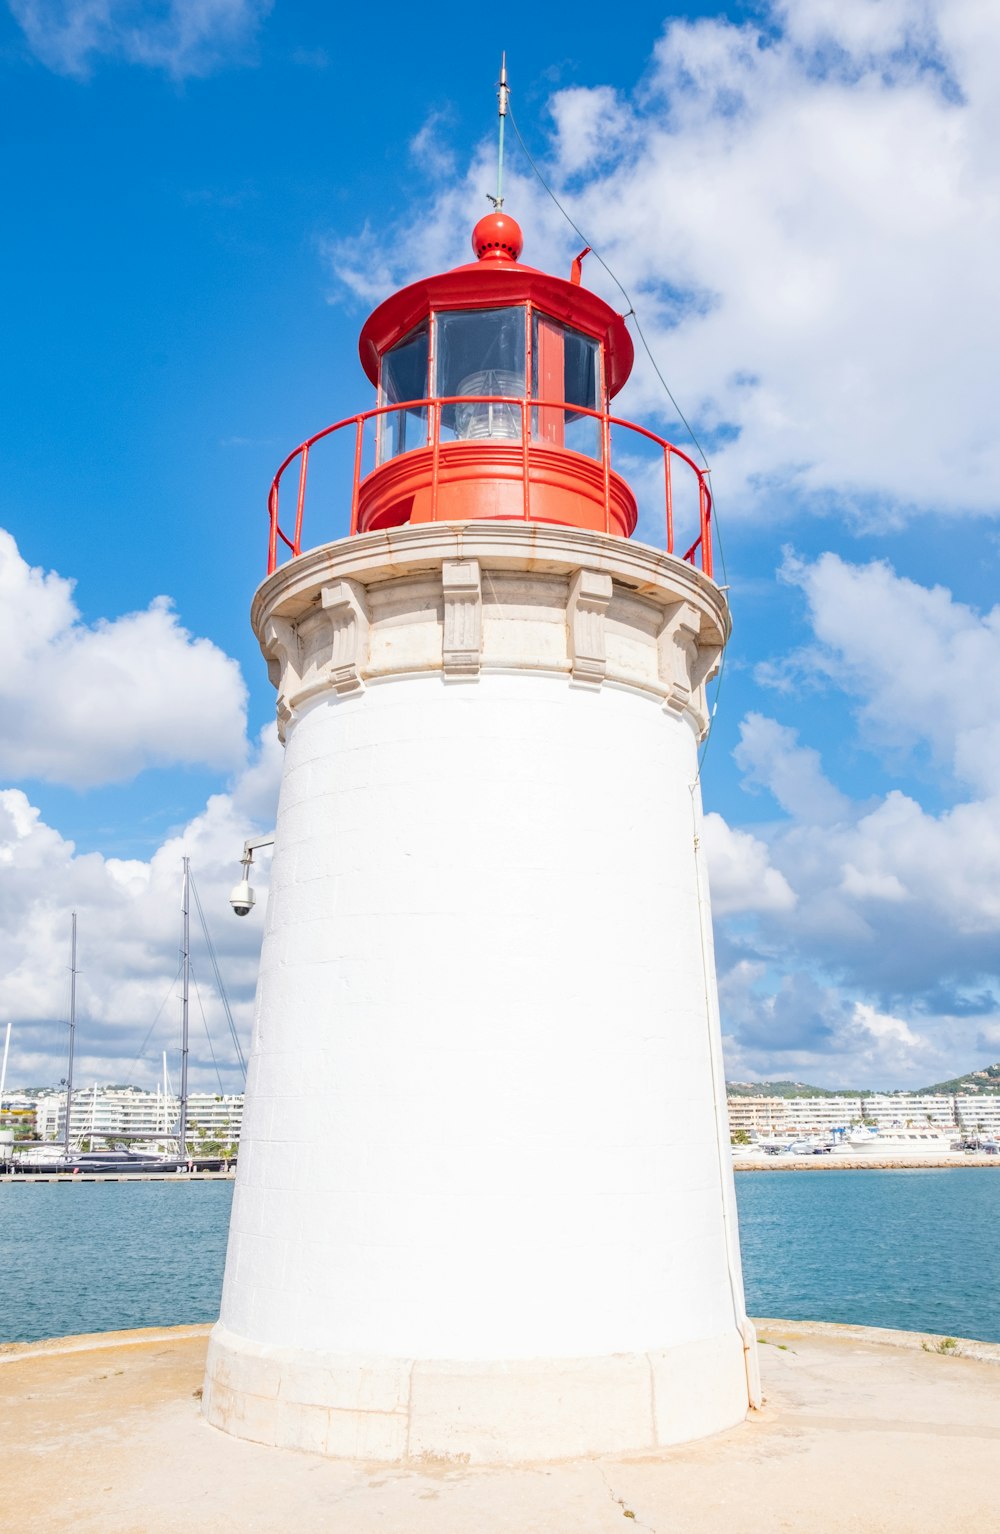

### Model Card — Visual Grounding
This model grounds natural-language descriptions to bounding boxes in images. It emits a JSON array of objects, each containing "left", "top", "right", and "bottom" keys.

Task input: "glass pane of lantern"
[
  {"left": 378, "top": 320, "right": 429, "bottom": 464},
  {"left": 435, "top": 307, "right": 526, "bottom": 442},
  {"left": 531, "top": 313, "right": 601, "bottom": 459}
]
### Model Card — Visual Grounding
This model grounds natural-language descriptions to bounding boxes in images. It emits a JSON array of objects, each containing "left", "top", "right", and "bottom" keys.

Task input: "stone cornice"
[{"left": 251, "top": 523, "right": 731, "bottom": 740}]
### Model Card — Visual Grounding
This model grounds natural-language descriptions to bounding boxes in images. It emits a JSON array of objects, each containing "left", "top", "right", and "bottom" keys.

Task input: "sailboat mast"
[
  {"left": 179, "top": 858, "right": 190, "bottom": 1159},
  {"left": 0, "top": 1022, "right": 11, "bottom": 1105},
  {"left": 63, "top": 911, "right": 77, "bottom": 1155}
]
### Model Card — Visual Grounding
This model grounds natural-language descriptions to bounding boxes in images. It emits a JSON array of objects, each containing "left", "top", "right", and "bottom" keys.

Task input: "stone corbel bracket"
[
  {"left": 320, "top": 579, "right": 370, "bottom": 696},
  {"left": 261, "top": 616, "right": 300, "bottom": 742},
  {"left": 567, "top": 568, "right": 613, "bottom": 685},
  {"left": 441, "top": 558, "right": 483, "bottom": 678},
  {"left": 658, "top": 601, "right": 723, "bottom": 739}
]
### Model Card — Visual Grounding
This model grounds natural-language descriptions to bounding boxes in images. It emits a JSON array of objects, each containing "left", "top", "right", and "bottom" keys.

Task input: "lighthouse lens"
[{"left": 435, "top": 306, "right": 526, "bottom": 442}]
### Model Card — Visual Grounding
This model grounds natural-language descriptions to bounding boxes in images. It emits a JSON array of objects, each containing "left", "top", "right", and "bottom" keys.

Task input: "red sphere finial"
[{"left": 471, "top": 211, "right": 524, "bottom": 262}]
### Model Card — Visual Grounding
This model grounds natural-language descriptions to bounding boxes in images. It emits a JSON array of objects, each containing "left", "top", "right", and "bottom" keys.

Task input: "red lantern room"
[
  {"left": 267, "top": 214, "right": 712, "bottom": 577},
  {"left": 354, "top": 211, "right": 636, "bottom": 538}
]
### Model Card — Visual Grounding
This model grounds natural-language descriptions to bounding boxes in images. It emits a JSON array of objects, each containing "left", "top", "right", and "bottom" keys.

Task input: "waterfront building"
[
  {"left": 726, "top": 1097, "right": 797, "bottom": 1135},
  {"left": 186, "top": 1093, "right": 244, "bottom": 1146},
  {"left": 726, "top": 1097, "right": 864, "bottom": 1135},
  {"left": 204, "top": 203, "right": 759, "bottom": 1462},
  {"left": 861, "top": 1094, "right": 957, "bottom": 1128},
  {"left": 0, "top": 1094, "right": 37, "bottom": 1138},
  {"left": 779, "top": 1097, "right": 863, "bottom": 1132},
  {"left": 32, "top": 1086, "right": 243, "bottom": 1146},
  {"left": 726, "top": 1092, "right": 1000, "bottom": 1138},
  {"left": 955, "top": 1097, "right": 1000, "bottom": 1135}
]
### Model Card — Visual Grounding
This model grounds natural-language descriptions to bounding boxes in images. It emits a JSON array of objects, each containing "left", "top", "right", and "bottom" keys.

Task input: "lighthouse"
[{"left": 203, "top": 204, "right": 760, "bottom": 1462}]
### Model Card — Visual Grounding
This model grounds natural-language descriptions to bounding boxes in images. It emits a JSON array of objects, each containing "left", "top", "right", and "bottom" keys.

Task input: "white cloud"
[
  {"left": 771, "top": 551, "right": 1000, "bottom": 795},
  {"left": 707, "top": 546, "right": 1000, "bottom": 1084},
  {"left": 734, "top": 711, "right": 853, "bottom": 824},
  {"left": 722, "top": 742, "right": 1000, "bottom": 981},
  {"left": 742, "top": 551, "right": 1000, "bottom": 937},
  {"left": 321, "top": 221, "right": 408, "bottom": 309},
  {"left": 0, "top": 529, "right": 247, "bottom": 787},
  {"left": 548, "top": 86, "right": 634, "bottom": 178},
  {"left": 9, "top": 0, "right": 271, "bottom": 80},
  {"left": 717, "top": 959, "right": 943, "bottom": 1086},
  {"left": 703, "top": 810, "right": 796, "bottom": 914},
  {"left": 0, "top": 727, "right": 281, "bottom": 1090},
  {"left": 409, "top": 109, "right": 459, "bottom": 183},
  {"left": 326, "top": 0, "right": 1000, "bottom": 520},
  {"left": 849, "top": 999, "right": 928, "bottom": 1058}
]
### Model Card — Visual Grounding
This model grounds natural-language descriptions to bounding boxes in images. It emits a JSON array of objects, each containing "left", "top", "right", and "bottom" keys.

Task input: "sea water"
[
  {"left": 0, "top": 1179, "right": 233, "bottom": 1344},
  {"left": 737, "top": 1168, "right": 1000, "bottom": 1342},
  {"left": 1, "top": 1170, "right": 998, "bottom": 1346}
]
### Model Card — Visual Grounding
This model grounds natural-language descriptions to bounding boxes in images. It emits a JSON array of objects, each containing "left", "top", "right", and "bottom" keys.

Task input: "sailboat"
[{"left": 14, "top": 859, "right": 240, "bottom": 1176}]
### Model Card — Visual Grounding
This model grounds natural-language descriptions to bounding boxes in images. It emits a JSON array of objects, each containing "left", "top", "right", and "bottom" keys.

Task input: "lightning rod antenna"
[{"left": 491, "top": 53, "right": 509, "bottom": 209}]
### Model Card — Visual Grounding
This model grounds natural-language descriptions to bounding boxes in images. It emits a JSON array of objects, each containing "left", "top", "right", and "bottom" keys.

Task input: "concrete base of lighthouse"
[
  {"left": 203, "top": 1327, "right": 753, "bottom": 1462},
  {"left": 204, "top": 523, "right": 759, "bottom": 1462}
]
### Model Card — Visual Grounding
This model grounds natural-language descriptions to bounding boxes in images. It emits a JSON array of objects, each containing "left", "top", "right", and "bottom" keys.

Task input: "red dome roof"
[{"left": 357, "top": 218, "right": 634, "bottom": 398}]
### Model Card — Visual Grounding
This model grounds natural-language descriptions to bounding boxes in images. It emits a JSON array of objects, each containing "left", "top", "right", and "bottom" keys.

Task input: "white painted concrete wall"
[{"left": 219, "top": 669, "right": 745, "bottom": 1364}]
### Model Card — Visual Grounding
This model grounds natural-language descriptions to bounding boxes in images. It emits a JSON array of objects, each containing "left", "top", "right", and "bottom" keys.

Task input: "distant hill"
[
  {"left": 726, "top": 1063, "right": 1000, "bottom": 1098},
  {"left": 916, "top": 1063, "right": 1000, "bottom": 1096},
  {"left": 725, "top": 1080, "right": 864, "bottom": 1099}
]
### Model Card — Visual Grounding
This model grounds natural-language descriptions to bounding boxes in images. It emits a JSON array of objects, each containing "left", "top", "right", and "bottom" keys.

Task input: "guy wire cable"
[
  {"left": 507, "top": 104, "right": 714, "bottom": 476},
  {"left": 190, "top": 868, "right": 247, "bottom": 1078},
  {"left": 124, "top": 958, "right": 183, "bottom": 1086},
  {"left": 506, "top": 101, "right": 731, "bottom": 778},
  {"left": 190, "top": 962, "right": 227, "bottom": 1097}
]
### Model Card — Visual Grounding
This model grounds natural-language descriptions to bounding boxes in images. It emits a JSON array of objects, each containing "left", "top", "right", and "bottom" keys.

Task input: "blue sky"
[{"left": 2, "top": 0, "right": 999, "bottom": 1094}]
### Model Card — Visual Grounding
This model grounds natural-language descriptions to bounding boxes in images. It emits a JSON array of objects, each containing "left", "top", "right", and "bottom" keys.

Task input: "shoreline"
[
  {"left": 734, "top": 1154, "right": 1000, "bottom": 1170},
  {"left": 5, "top": 1161, "right": 999, "bottom": 1181}
]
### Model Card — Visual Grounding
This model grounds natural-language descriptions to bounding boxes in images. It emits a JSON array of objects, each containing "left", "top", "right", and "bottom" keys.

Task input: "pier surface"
[{"left": 2, "top": 1320, "right": 999, "bottom": 1532}]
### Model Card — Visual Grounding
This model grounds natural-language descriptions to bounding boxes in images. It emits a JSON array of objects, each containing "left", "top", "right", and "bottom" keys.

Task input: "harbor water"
[{"left": 1, "top": 1169, "right": 998, "bottom": 1347}]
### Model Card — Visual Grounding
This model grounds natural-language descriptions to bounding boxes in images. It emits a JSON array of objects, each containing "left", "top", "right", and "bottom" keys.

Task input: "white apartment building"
[
  {"left": 726, "top": 1097, "right": 863, "bottom": 1135},
  {"left": 34, "top": 1086, "right": 243, "bottom": 1146},
  {"left": 955, "top": 1097, "right": 1000, "bottom": 1135},
  {"left": 859, "top": 1094, "right": 956, "bottom": 1128},
  {"left": 727, "top": 1092, "right": 1000, "bottom": 1137},
  {"left": 726, "top": 1098, "right": 794, "bottom": 1135},
  {"left": 780, "top": 1097, "right": 864, "bottom": 1132},
  {"left": 187, "top": 1093, "right": 244, "bottom": 1144}
]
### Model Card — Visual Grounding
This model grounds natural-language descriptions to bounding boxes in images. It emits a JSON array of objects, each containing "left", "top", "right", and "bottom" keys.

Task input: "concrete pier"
[
  {"left": 3, "top": 1319, "right": 998, "bottom": 1532},
  {"left": 1, "top": 1170, "right": 235, "bottom": 1182}
]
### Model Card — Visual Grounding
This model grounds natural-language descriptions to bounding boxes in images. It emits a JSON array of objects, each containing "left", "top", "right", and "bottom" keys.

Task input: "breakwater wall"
[{"left": 735, "top": 1156, "right": 1000, "bottom": 1171}]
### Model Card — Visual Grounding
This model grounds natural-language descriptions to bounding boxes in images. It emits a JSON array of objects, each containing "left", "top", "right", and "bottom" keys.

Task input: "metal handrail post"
[
  {"left": 267, "top": 489, "right": 279, "bottom": 575},
  {"left": 350, "top": 418, "right": 364, "bottom": 535},
  {"left": 293, "top": 445, "right": 309, "bottom": 557},
  {"left": 602, "top": 413, "right": 612, "bottom": 535},
  {"left": 430, "top": 400, "right": 441, "bottom": 522},
  {"left": 700, "top": 478, "right": 713, "bottom": 578}
]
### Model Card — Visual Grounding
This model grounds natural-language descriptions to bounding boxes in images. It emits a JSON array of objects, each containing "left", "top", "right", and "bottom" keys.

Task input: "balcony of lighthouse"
[{"left": 265, "top": 221, "right": 714, "bottom": 578}]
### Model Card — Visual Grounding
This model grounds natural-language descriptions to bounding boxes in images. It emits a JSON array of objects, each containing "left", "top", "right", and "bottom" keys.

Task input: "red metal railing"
[{"left": 266, "top": 398, "right": 713, "bottom": 578}]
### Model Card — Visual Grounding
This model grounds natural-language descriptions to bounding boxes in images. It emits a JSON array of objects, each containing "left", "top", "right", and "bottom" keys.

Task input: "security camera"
[
  {"left": 229, "top": 878, "right": 256, "bottom": 917},
  {"left": 229, "top": 834, "right": 274, "bottom": 917}
]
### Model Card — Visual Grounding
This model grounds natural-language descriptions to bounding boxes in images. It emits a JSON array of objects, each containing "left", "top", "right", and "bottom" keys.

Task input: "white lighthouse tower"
[{"left": 204, "top": 206, "right": 760, "bottom": 1462}]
